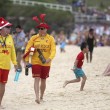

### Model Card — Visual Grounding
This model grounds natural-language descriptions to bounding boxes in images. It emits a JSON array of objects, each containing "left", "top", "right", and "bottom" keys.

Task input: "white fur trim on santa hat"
[{"left": 0, "top": 22, "right": 10, "bottom": 29}]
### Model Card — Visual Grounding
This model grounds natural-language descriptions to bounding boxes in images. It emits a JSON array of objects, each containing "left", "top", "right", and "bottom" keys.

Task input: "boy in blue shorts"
[{"left": 63, "top": 42, "right": 88, "bottom": 91}]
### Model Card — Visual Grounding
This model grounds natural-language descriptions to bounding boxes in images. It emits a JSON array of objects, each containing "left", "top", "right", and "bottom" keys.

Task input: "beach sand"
[{"left": 2, "top": 45, "right": 110, "bottom": 110}]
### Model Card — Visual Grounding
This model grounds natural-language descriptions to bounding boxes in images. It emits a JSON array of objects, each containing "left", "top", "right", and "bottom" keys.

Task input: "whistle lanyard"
[{"left": 1, "top": 36, "right": 7, "bottom": 48}]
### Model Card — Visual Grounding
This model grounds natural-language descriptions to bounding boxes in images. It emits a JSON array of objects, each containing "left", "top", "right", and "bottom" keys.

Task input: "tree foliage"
[
  {"left": 6, "top": 3, "right": 74, "bottom": 32},
  {"left": 0, "top": 0, "right": 12, "bottom": 17}
]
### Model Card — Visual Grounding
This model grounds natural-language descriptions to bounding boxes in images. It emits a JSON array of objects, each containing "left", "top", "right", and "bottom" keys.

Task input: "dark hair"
[
  {"left": 80, "top": 42, "right": 87, "bottom": 50},
  {"left": 89, "top": 28, "right": 94, "bottom": 32},
  {"left": 15, "top": 25, "right": 22, "bottom": 29}
]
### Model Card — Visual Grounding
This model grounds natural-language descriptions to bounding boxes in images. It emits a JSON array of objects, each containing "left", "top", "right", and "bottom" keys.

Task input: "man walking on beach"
[
  {"left": 0, "top": 17, "right": 17, "bottom": 109},
  {"left": 24, "top": 14, "right": 56, "bottom": 104},
  {"left": 13, "top": 25, "right": 25, "bottom": 71}
]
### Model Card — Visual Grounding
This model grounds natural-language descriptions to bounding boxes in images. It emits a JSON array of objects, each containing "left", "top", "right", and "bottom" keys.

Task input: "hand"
[
  {"left": 71, "top": 68, "right": 75, "bottom": 71},
  {"left": 25, "top": 61, "right": 29, "bottom": 67},
  {"left": 95, "top": 44, "right": 97, "bottom": 47},
  {"left": 72, "top": 66, "right": 77, "bottom": 71},
  {"left": 14, "top": 65, "right": 18, "bottom": 71},
  {"left": 46, "top": 58, "right": 51, "bottom": 63}
]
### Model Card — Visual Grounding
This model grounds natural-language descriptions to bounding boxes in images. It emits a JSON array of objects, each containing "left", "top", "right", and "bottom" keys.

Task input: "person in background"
[
  {"left": 85, "top": 28, "right": 97, "bottom": 63},
  {"left": 13, "top": 25, "right": 25, "bottom": 71},
  {"left": 102, "top": 63, "right": 110, "bottom": 76},
  {"left": 63, "top": 42, "right": 88, "bottom": 91},
  {"left": 24, "top": 14, "right": 56, "bottom": 104},
  {"left": 59, "top": 31, "right": 66, "bottom": 53},
  {"left": 0, "top": 17, "right": 17, "bottom": 109}
]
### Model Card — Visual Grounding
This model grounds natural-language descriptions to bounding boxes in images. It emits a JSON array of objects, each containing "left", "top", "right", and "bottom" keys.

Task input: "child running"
[{"left": 63, "top": 42, "right": 88, "bottom": 91}]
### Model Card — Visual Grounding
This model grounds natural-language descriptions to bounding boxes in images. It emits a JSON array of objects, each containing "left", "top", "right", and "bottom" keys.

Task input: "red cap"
[
  {"left": 0, "top": 17, "right": 12, "bottom": 29},
  {"left": 36, "top": 23, "right": 50, "bottom": 29}
]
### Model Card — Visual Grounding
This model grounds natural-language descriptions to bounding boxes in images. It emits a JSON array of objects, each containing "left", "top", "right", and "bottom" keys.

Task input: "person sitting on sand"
[{"left": 102, "top": 63, "right": 110, "bottom": 76}]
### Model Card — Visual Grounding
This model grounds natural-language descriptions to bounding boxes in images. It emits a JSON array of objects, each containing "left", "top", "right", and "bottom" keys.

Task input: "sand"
[{"left": 2, "top": 45, "right": 110, "bottom": 110}]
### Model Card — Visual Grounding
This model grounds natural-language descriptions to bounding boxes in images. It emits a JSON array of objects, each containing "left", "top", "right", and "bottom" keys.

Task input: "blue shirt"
[{"left": 14, "top": 31, "right": 25, "bottom": 48}]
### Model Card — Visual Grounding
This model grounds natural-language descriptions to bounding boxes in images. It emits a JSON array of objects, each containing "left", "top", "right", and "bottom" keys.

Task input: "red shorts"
[
  {"left": 0, "top": 69, "right": 9, "bottom": 83},
  {"left": 32, "top": 64, "right": 50, "bottom": 79}
]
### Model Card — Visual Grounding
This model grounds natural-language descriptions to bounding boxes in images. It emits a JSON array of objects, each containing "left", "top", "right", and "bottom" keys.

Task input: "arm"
[
  {"left": 94, "top": 33, "right": 97, "bottom": 47},
  {"left": 11, "top": 37, "right": 18, "bottom": 70},
  {"left": 48, "top": 36, "right": 56, "bottom": 59},
  {"left": 24, "top": 36, "right": 34, "bottom": 62},
  {"left": 84, "top": 31, "right": 88, "bottom": 41},
  {"left": 73, "top": 52, "right": 83, "bottom": 70},
  {"left": 37, "top": 49, "right": 46, "bottom": 64},
  {"left": 73, "top": 59, "right": 78, "bottom": 70},
  {"left": 46, "top": 36, "right": 56, "bottom": 63},
  {"left": 11, "top": 37, "right": 17, "bottom": 65}
]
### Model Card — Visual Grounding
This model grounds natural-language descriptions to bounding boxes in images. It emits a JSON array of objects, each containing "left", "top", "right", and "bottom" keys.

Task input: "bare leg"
[
  {"left": 90, "top": 52, "right": 93, "bottom": 63},
  {"left": 0, "top": 83, "right": 5, "bottom": 107},
  {"left": 34, "top": 77, "right": 40, "bottom": 104},
  {"left": 40, "top": 79, "right": 46, "bottom": 100},
  {"left": 86, "top": 53, "right": 89, "bottom": 63},
  {"left": 104, "top": 72, "right": 110, "bottom": 76},
  {"left": 80, "top": 75, "right": 87, "bottom": 91},
  {"left": 17, "top": 51, "right": 22, "bottom": 70},
  {"left": 63, "top": 78, "right": 80, "bottom": 88},
  {"left": 103, "top": 64, "right": 110, "bottom": 75},
  {"left": 0, "top": 106, "right": 5, "bottom": 109},
  {"left": 63, "top": 48, "right": 66, "bottom": 52},
  {"left": 60, "top": 48, "right": 63, "bottom": 53}
]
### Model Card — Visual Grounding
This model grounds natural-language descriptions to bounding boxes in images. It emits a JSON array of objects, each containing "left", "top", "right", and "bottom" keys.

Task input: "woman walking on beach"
[{"left": 85, "top": 28, "right": 97, "bottom": 63}]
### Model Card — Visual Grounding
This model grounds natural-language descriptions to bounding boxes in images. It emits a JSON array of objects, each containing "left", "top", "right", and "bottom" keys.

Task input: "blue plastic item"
[
  {"left": 60, "top": 42, "right": 66, "bottom": 49},
  {"left": 14, "top": 69, "right": 22, "bottom": 81},
  {"left": 27, "top": 63, "right": 32, "bottom": 68}
]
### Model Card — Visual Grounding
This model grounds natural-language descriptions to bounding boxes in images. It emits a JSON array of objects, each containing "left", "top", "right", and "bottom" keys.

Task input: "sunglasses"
[
  {"left": 5, "top": 26, "right": 11, "bottom": 29},
  {"left": 38, "top": 28, "right": 45, "bottom": 30}
]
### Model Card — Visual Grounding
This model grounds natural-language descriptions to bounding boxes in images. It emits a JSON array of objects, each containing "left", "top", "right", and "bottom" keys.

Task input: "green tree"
[
  {"left": 0, "top": 0, "right": 12, "bottom": 17},
  {"left": 99, "top": 2, "right": 105, "bottom": 10}
]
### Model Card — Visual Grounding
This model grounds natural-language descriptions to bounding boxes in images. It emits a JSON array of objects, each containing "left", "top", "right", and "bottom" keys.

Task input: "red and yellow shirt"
[
  {"left": 0, "top": 34, "right": 17, "bottom": 69},
  {"left": 25, "top": 34, "right": 56, "bottom": 66}
]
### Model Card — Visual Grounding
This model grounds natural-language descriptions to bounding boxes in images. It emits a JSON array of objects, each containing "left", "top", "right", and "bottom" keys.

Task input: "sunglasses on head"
[{"left": 38, "top": 28, "right": 45, "bottom": 30}]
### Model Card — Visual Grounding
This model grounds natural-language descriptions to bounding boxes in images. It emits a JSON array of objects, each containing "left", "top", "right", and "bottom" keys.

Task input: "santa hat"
[
  {"left": 0, "top": 17, "right": 12, "bottom": 29},
  {"left": 32, "top": 14, "right": 50, "bottom": 29}
]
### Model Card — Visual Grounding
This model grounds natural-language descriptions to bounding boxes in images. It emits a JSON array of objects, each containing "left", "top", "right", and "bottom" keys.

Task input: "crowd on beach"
[
  {"left": 11, "top": 24, "right": 110, "bottom": 53},
  {"left": 51, "top": 24, "right": 110, "bottom": 47}
]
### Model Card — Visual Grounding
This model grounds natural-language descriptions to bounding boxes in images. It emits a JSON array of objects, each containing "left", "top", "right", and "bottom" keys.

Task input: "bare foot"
[
  {"left": 35, "top": 99, "right": 40, "bottom": 104},
  {"left": 80, "top": 89, "right": 83, "bottom": 91},
  {"left": 40, "top": 97, "right": 43, "bottom": 101},
  {"left": 0, "top": 105, "right": 5, "bottom": 109},
  {"left": 71, "top": 69, "right": 73, "bottom": 71},
  {"left": 40, "top": 97, "right": 45, "bottom": 102},
  {"left": 63, "top": 81, "right": 68, "bottom": 88}
]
